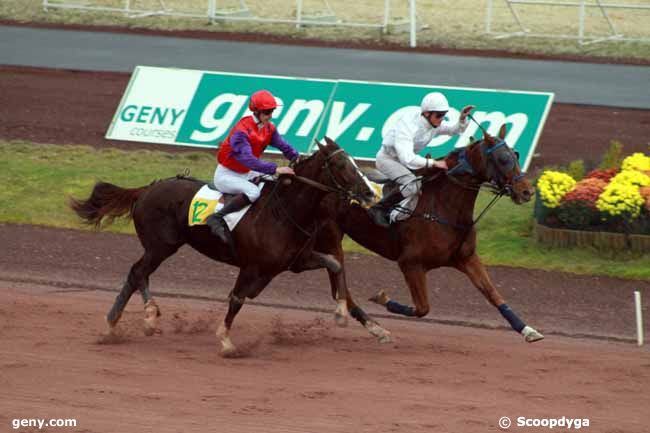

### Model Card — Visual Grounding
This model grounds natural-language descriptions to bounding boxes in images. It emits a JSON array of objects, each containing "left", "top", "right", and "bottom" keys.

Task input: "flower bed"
[{"left": 534, "top": 152, "right": 650, "bottom": 250}]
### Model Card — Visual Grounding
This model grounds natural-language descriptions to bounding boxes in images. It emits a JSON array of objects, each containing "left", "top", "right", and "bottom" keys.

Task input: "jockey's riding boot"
[
  {"left": 206, "top": 194, "right": 251, "bottom": 243},
  {"left": 367, "top": 190, "right": 405, "bottom": 228}
]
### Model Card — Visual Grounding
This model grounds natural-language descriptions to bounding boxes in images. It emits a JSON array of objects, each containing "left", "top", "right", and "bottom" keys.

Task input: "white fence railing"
[
  {"left": 42, "top": 0, "right": 650, "bottom": 47},
  {"left": 486, "top": 0, "right": 650, "bottom": 44},
  {"left": 42, "top": 0, "right": 417, "bottom": 42}
]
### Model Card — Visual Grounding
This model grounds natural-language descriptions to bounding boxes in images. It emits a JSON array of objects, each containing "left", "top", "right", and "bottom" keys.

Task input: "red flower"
[
  {"left": 561, "top": 178, "right": 607, "bottom": 210},
  {"left": 585, "top": 168, "right": 618, "bottom": 182}
]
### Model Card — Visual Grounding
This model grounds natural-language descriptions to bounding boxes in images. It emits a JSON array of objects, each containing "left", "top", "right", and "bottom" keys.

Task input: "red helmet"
[{"left": 249, "top": 90, "right": 278, "bottom": 111}]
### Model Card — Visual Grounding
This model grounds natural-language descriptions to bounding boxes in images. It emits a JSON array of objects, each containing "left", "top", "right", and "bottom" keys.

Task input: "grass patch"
[
  {"left": 2, "top": 0, "right": 650, "bottom": 61},
  {"left": 2, "top": 140, "right": 649, "bottom": 280},
  {"left": 0, "top": 141, "right": 215, "bottom": 232}
]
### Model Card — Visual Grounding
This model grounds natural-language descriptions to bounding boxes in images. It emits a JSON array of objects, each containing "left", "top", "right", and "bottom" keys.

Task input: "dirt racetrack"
[
  {"left": 2, "top": 279, "right": 649, "bottom": 433},
  {"left": 1, "top": 223, "right": 650, "bottom": 432}
]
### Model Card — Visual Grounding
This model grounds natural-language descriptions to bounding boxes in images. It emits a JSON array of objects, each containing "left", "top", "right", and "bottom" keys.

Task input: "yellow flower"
[
  {"left": 596, "top": 168, "right": 650, "bottom": 218},
  {"left": 610, "top": 169, "right": 650, "bottom": 188},
  {"left": 538, "top": 171, "right": 576, "bottom": 208},
  {"left": 621, "top": 152, "right": 650, "bottom": 172}
]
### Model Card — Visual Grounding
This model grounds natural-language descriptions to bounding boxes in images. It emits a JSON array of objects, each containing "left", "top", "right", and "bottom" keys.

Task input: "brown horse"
[
  {"left": 70, "top": 137, "right": 376, "bottom": 356},
  {"left": 314, "top": 125, "right": 544, "bottom": 343}
]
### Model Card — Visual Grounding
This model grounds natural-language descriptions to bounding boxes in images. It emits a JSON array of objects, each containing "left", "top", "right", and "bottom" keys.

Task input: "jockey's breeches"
[
  {"left": 376, "top": 150, "right": 421, "bottom": 198},
  {"left": 213, "top": 164, "right": 263, "bottom": 202}
]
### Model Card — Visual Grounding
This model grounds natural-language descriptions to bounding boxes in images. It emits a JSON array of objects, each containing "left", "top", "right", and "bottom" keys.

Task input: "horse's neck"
[
  {"left": 272, "top": 161, "right": 330, "bottom": 225},
  {"left": 420, "top": 175, "right": 480, "bottom": 226}
]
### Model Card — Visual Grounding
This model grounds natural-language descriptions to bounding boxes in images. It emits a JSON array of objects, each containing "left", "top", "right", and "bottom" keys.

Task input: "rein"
[
  {"left": 292, "top": 148, "right": 364, "bottom": 201},
  {"left": 262, "top": 146, "right": 366, "bottom": 239},
  {"left": 392, "top": 131, "right": 522, "bottom": 230}
]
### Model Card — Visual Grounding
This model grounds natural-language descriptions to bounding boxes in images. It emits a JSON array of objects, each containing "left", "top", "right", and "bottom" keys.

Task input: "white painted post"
[
  {"left": 207, "top": 0, "right": 215, "bottom": 21},
  {"left": 409, "top": 0, "right": 416, "bottom": 48},
  {"left": 578, "top": 0, "right": 586, "bottom": 44},
  {"left": 635, "top": 291, "right": 644, "bottom": 346},
  {"left": 296, "top": 0, "right": 303, "bottom": 29},
  {"left": 383, "top": 0, "right": 390, "bottom": 34}
]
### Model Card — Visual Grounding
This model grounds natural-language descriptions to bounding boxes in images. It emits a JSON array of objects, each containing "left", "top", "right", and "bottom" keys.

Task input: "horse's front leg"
[
  {"left": 455, "top": 254, "right": 544, "bottom": 343},
  {"left": 217, "top": 268, "right": 272, "bottom": 357}
]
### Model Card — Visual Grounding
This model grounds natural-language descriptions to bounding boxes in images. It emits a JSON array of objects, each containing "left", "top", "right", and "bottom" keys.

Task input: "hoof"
[
  {"left": 378, "top": 334, "right": 393, "bottom": 344},
  {"left": 335, "top": 312, "right": 348, "bottom": 327},
  {"left": 143, "top": 324, "right": 157, "bottom": 336},
  {"left": 334, "top": 299, "right": 349, "bottom": 327},
  {"left": 522, "top": 326, "right": 544, "bottom": 343},
  {"left": 106, "top": 314, "right": 119, "bottom": 330},
  {"left": 143, "top": 300, "right": 160, "bottom": 337},
  {"left": 220, "top": 344, "right": 238, "bottom": 358},
  {"left": 365, "top": 321, "right": 392, "bottom": 344},
  {"left": 217, "top": 324, "right": 237, "bottom": 357},
  {"left": 106, "top": 323, "right": 119, "bottom": 337},
  {"left": 368, "top": 290, "right": 390, "bottom": 306}
]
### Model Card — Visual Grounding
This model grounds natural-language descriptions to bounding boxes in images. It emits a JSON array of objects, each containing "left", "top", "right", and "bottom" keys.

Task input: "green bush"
[
  {"left": 566, "top": 159, "right": 585, "bottom": 181},
  {"left": 599, "top": 140, "right": 624, "bottom": 170}
]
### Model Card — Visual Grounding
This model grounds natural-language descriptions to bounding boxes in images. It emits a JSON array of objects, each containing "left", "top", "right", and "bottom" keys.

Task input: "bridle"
[
  {"left": 262, "top": 144, "right": 373, "bottom": 236},
  {"left": 403, "top": 125, "right": 526, "bottom": 231},
  {"left": 446, "top": 119, "right": 525, "bottom": 198},
  {"left": 293, "top": 146, "right": 373, "bottom": 204}
]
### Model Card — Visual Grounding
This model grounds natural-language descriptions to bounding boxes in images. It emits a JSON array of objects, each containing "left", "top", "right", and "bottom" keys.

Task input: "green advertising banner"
[
  {"left": 321, "top": 80, "right": 553, "bottom": 170},
  {"left": 176, "top": 72, "right": 337, "bottom": 153},
  {"left": 107, "top": 67, "right": 553, "bottom": 170}
]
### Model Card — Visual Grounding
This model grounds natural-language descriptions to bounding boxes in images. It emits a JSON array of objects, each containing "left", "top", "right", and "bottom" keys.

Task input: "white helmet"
[{"left": 420, "top": 92, "right": 450, "bottom": 113}]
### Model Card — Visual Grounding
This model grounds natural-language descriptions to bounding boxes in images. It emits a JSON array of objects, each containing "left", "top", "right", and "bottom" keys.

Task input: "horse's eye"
[{"left": 498, "top": 155, "right": 510, "bottom": 165}]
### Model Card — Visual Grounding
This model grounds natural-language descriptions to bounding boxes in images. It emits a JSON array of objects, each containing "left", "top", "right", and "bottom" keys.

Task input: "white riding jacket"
[{"left": 378, "top": 111, "right": 469, "bottom": 169}]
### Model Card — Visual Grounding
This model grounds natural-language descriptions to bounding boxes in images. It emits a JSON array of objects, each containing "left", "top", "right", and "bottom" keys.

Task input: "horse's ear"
[
  {"left": 498, "top": 124, "right": 507, "bottom": 140},
  {"left": 316, "top": 139, "right": 326, "bottom": 152},
  {"left": 323, "top": 136, "right": 336, "bottom": 147}
]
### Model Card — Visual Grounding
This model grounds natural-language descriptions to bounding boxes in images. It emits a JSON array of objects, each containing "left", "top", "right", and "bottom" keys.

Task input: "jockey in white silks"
[{"left": 367, "top": 92, "right": 475, "bottom": 227}]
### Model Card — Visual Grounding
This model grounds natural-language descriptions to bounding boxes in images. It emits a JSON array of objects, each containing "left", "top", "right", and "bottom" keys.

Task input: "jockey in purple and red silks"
[{"left": 206, "top": 89, "right": 299, "bottom": 244}]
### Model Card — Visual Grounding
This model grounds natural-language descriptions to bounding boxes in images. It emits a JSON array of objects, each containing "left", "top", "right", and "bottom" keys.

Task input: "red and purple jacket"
[{"left": 217, "top": 116, "right": 298, "bottom": 175}]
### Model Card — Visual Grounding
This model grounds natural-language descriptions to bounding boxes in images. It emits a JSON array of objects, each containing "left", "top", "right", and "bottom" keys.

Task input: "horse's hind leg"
[
  {"left": 370, "top": 262, "right": 430, "bottom": 318},
  {"left": 455, "top": 254, "right": 544, "bottom": 343},
  {"left": 216, "top": 267, "right": 272, "bottom": 357},
  {"left": 106, "top": 246, "right": 178, "bottom": 336}
]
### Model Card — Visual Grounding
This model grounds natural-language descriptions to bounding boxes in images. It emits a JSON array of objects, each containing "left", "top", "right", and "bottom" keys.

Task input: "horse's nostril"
[{"left": 523, "top": 190, "right": 532, "bottom": 199}]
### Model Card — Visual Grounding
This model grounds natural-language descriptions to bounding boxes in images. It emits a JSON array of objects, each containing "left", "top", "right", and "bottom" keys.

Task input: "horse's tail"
[{"left": 69, "top": 181, "right": 150, "bottom": 229}]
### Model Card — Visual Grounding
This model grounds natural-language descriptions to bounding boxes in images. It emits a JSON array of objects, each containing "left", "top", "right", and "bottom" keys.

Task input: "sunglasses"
[
  {"left": 430, "top": 111, "right": 447, "bottom": 119},
  {"left": 260, "top": 109, "right": 275, "bottom": 116}
]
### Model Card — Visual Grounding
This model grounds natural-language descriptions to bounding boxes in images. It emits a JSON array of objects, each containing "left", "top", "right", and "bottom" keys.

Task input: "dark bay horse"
[
  {"left": 314, "top": 125, "right": 544, "bottom": 343},
  {"left": 70, "top": 138, "right": 376, "bottom": 356}
]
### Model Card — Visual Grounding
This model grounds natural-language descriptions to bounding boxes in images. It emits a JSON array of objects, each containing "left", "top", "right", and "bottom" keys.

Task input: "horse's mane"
[{"left": 443, "top": 137, "right": 483, "bottom": 169}]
